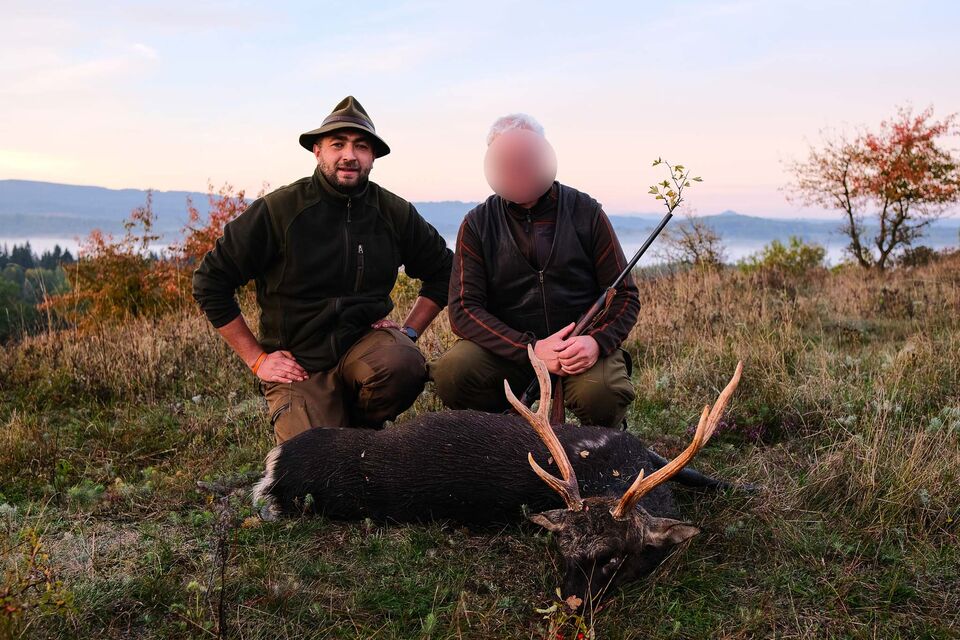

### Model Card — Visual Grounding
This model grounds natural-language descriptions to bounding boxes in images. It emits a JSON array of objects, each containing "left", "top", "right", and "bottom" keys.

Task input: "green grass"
[{"left": 2, "top": 259, "right": 959, "bottom": 638}]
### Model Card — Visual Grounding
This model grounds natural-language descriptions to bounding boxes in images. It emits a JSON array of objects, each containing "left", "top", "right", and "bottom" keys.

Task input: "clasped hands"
[{"left": 533, "top": 322, "right": 599, "bottom": 377}]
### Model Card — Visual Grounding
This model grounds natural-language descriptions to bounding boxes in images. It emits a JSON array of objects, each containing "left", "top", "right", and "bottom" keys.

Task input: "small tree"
[
  {"left": 173, "top": 183, "right": 251, "bottom": 267},
  {"left": 787, "top": 106, "right": 960, "bottom": 270},
  {"left": 655, "top": 212, "right": 726, "bottom": 268}
]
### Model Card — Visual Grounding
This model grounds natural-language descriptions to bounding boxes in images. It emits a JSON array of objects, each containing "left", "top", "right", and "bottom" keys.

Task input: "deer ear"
[
  {"left": 528, "top": 509, "right": 568, "bottom": 533},
  {"left": 645, "top": 517, "right": 700, "bottom": 548}
]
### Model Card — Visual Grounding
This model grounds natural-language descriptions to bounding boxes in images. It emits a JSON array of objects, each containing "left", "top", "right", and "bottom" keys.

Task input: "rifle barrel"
[
  {"left": 517, "top": 207, "right": 676, "bottom": 408},
  {"left": 609, "top": 208, "right": 674, "bottom": 291}
]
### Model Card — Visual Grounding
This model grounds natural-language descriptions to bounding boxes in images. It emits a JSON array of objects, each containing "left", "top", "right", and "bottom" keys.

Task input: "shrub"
[
  {"left": 737, "top": 236, "right": 826, "bottom": 276},
  {"left": 41, "top": 193, "right": 177, "bottom": 329},
  {"left": 40, "top": 185, "right": 256, "bottom": 330},
  {"left": 896, "top": 245, "right": 939, "bottom": 268}
]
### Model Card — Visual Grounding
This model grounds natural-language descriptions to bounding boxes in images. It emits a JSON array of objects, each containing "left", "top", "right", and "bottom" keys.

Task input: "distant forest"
[
  {"left": 0, "top": 242, "right": 74, "bottom": 341},
  {"left": 0, "top": 241, "right": 75, "bottom": 269}
]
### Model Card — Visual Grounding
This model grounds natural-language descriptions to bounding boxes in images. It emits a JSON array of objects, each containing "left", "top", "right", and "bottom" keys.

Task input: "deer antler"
[
  {"left": 504, "top": 345, "right": 584, "bottom": 512},
  {"left": 611, "top": 361, "right": 743, "bottom": 520}
]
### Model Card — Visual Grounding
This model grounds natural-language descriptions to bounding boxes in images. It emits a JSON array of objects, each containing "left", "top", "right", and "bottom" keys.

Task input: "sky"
[{"left": 1, "top": 0, "right": 959, "bottom": 217}]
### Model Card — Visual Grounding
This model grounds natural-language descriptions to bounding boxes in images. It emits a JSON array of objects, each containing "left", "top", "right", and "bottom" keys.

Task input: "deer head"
[{"left": 505, "top": 345, "right": 742, "bottom": 608}]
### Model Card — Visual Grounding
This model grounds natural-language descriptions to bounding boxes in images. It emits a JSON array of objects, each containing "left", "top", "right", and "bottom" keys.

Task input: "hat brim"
[{"left": 299, "top": 123, "right": 390, "bottom": 158}]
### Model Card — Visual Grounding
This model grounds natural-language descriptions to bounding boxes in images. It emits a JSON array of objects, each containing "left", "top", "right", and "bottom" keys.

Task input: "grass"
[{"left": 1, "top": 256, "right": 958, "bottom": 638}]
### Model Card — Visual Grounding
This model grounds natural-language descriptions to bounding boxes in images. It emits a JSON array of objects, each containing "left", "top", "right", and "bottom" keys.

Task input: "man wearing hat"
[
  {"left": 193, "top": 96, "right": 452, "bottom": 443},
  {"left": 431, "top": 113, "right": 639, "bottom": 429}
]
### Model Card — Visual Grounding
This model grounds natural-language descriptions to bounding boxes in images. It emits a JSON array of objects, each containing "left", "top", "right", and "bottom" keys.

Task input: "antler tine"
[
  {"left": 504, "top": 345, "right": 583, "bottom": 511},
  {"left": 611, "top": 361, "right": 743, "bottom": 520}
]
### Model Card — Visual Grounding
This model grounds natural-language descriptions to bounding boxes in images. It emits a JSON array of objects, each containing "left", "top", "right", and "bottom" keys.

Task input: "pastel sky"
[{"left": 2, "top": 0, "right": 958, "bottom": 217}]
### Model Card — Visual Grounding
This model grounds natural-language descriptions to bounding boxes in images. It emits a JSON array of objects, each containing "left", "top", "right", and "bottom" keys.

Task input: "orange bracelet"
[{"left": 251, "top": 351, "right": 268, "bottom": 376}]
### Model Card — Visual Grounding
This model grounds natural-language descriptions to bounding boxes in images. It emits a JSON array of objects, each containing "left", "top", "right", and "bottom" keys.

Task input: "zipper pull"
[
  {"left": 347, "top": 198, "right": 352, "bottom": 223},
  {"left": 353, "top": 243, "right": 365, "bottom": 292},
  {"left": 525, "top": 212, "right": 531, "bottom": 233},
  {"left": 538, "top": 271, "right": 544, "bottom": 284}
]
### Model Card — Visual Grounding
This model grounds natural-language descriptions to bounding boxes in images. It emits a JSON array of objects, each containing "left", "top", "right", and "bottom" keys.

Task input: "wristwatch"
[{"left": 401, "top": 325, "right": 419, "bottom": 342}]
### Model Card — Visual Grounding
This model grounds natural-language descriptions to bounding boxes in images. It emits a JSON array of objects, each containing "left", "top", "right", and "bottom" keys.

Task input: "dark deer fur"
[
  {"left": 252, "top": 353, "right": 743, "bottom": 607},
  {"left": 254, "top": 411, "right": 688, "bottom": 523}
]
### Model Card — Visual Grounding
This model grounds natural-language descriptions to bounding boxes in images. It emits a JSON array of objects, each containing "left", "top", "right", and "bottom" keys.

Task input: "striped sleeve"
[
  {"left": 447, "top": 218, "right": 537, "bottom": 363},
  {"left": 585, "top": 208, "right": 640, "bottom": 356}
]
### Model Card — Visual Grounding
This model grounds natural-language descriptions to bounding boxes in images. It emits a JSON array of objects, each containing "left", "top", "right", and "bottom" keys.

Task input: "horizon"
[
  {"left": 0, "top": 176, "right": 839, "bottom": 220},
  {"left": 4, "top": 177, "right": 959, "bottom": 268},
  {"left": 5, "top": 177, "right": 960, "bottom": 224},
  {"left": 2, "top": 2, "right": 959, "bottom": 220}
]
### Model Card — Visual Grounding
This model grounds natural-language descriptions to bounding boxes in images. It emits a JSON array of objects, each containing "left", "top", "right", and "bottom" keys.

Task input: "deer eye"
[{"left": 595, "top": 556, "right": 620, "bottom": 574}]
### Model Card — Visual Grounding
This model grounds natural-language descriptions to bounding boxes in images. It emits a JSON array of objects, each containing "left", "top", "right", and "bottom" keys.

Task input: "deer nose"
[{"left": 561, "top": 573, "right": 589, "bottom": 609}]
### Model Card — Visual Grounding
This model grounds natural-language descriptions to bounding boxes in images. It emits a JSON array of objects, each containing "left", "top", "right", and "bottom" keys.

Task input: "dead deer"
[{"left": 252, "top": 346, "right": 743, "bottom": 607}]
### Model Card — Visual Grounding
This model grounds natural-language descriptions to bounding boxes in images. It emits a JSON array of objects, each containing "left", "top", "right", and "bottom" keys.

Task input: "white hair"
[{"left": 486, "top": 113, "right": 545, "bottom": 146}]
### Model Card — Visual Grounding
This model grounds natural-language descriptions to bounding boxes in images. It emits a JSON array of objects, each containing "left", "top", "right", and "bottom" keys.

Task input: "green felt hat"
[{"left": 298, "top": 95, "right": 390, "bottom": 157}]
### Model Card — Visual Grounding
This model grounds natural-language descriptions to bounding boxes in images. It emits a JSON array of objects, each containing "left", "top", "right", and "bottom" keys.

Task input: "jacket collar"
[{"left": 505, "top": 182, "right": 559, "bottom": 220}]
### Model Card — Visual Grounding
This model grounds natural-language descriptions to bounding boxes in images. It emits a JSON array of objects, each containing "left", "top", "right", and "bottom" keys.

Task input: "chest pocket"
[{"left": 351, "top": 228, "right": 399, "bottom": 296}]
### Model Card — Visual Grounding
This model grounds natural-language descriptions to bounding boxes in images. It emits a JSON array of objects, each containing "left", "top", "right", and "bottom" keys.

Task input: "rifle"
[{"left": 518, "top": 207, "right": 676, "bottom": 422}]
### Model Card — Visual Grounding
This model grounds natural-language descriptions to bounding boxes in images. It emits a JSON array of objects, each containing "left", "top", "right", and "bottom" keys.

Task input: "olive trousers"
[
  {"left": 262, "top": 328, "right": 427, "bottom": 443},
  {"left": 431, "top": 339, "right": 635, "bottom": 428}
]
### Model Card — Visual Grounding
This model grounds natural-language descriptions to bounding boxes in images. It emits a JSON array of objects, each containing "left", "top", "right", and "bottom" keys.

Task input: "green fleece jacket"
[{"left": 192, "top": 167, "right": 452, "bottom": 372}]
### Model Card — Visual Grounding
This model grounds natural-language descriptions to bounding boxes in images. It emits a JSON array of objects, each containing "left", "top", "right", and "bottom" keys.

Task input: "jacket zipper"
[
  {"left": 342, "top": 198, "right": 352, "bottom": 283},
  {"left": 353, "top": 244, "right": 364, "bottom": 292},
  {"left": 331, "top": 197, "right": 354, "bottom": 363},
  {"left": 538, "top": 270, "right": 551, "bottom": 334}
]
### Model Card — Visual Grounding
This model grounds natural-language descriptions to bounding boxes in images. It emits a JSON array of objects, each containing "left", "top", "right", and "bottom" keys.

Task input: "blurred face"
[
  {"left": 314, "top": 130, "right": 375, "bottom": 194},
  {"left": 484, "top": 128, "right": 558, "bottom": 205}
]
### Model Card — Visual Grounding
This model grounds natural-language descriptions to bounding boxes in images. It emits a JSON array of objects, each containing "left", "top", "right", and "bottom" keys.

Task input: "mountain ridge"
[{"left": 2, "top": 180, "right": 958, "bottom": 255}]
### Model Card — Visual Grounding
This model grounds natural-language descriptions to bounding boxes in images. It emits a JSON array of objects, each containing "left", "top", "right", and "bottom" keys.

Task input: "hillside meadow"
[{"left": 1, "top": 255, "right": 958, "bottom": 639}]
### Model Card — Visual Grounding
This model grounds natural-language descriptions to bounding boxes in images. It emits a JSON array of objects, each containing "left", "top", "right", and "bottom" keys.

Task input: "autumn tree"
[
  {"left": 787, "top": 106, "right": 960, "bottom": 270},
  {"left": 43, "top": 192, "right": 177, "bottom": 327},
  {"left": 43, "top": 183, "right": 259, "bottom": 329},
  {"left": 164, "top": 182, "right": 255, "bottom": 302}
]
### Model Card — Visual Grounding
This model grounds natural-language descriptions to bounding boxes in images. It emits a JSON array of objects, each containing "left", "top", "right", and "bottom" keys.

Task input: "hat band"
[{"left": 321, "top": 114, "right": 376, "bottom": 131}]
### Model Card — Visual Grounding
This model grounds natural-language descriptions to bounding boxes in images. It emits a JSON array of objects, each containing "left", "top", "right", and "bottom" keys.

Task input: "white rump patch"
[{"left": 251, "top": 446, "right": 281, "bottom": 520}]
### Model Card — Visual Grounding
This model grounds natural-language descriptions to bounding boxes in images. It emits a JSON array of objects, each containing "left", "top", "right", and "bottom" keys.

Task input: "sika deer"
[{"left": 253, "top": 346, "right": 743, "bottom": 606}]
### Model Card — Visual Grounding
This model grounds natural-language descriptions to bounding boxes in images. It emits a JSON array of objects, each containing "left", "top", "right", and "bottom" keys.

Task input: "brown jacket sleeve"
[
  {"left": 447, "top": 218, "right": 537, "bottom": 363},
  {"left": 585, "top": 209, "right": 640, "bottom": 356}
]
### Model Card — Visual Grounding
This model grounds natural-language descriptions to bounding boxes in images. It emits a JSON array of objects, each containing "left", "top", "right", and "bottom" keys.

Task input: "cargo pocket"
[
  {"left": 269, "top": 402, "right": 291, "bottom": 427},
  {"left": 273, "top": 396, "right": 311, "bottom": 444}
]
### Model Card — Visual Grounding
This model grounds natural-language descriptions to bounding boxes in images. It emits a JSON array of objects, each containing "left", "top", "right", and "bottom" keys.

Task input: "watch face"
[{"left": 404, "top": 326, "right": 418, "bottom": 341}]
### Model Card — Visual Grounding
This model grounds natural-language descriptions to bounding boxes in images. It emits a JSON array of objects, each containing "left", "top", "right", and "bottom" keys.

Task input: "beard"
[{"left": 319, "top": 160, "right": 371, "bottom": 195}]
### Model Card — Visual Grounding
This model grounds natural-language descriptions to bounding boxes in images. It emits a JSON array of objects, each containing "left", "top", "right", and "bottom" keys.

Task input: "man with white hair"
[{"left": 431, "top": 114, "right": 640, "bottom": 428}]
